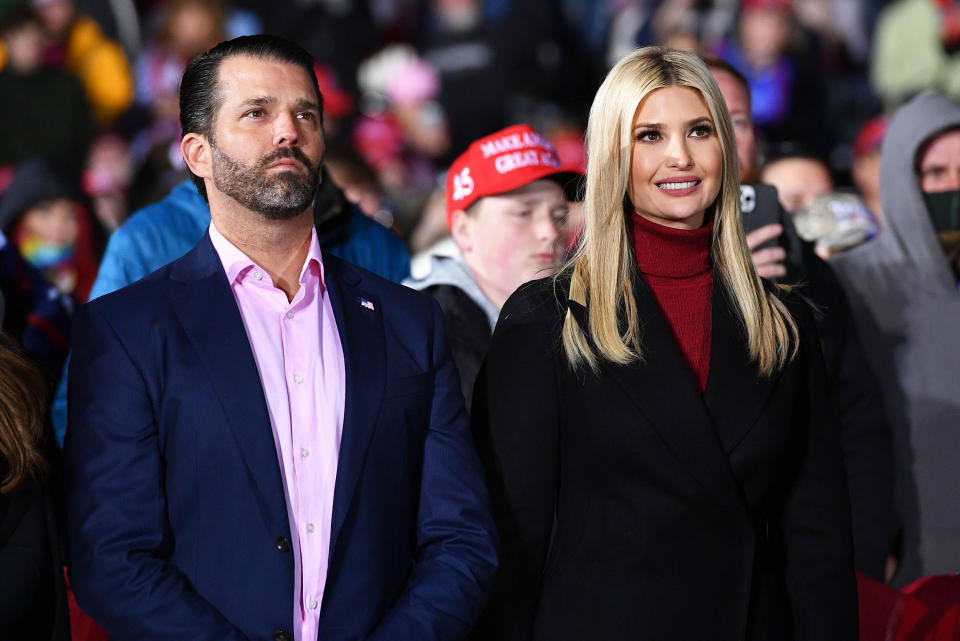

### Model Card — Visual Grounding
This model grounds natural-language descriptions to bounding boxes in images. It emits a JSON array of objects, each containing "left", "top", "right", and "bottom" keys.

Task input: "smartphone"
[{"left": 740, "top": 183, "right": 784, "bottom": 251}]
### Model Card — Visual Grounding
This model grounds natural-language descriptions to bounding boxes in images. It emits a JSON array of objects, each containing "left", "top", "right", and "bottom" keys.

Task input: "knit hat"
[
  {"left": 0, "top": 158, "right": 81, "bottom": 231},
  {"left": 445, "top": 124, "right": 582, "bottom": 227}
]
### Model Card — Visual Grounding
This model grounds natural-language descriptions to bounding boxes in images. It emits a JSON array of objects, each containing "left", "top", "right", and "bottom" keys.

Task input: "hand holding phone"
[
  {"left": 745, "top": 223, "right": 787, "bottom": 279},
  {"left": 740, "top": 184, "right": 788, "bottom": 279}
]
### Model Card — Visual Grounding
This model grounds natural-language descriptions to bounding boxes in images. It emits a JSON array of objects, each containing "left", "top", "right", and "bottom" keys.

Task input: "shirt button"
[
  {"left": 253, "top": 271, "right": 263, "bottom": 281},
  {"left": 307, "top": 523, "right": 314, "bottom": 533},
  {"left": 286, "top": 311, "right": 294, "bottom": 319},
  {"left": 300, "top": 447, "right": 309, "bottom": 458},
  {"left": 273, "top": 630, "right": 290, "bottom": 641},
  {"left": 294, "top": 374, "right": 303, "bottom": 384},
  {"left": 309, "top": 599, "right": 318, "bottom": 610},
  {"left": 274, "top": 537, "right": 289, "bottom": 552}
]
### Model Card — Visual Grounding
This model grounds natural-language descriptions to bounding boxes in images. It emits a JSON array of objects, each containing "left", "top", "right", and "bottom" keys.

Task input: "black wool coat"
[
  {"left": 0, "top": 474, "right": 69, "bottom": 641},
  {"left": 470, "top": 272, "right": 858, "bottom": 641}
]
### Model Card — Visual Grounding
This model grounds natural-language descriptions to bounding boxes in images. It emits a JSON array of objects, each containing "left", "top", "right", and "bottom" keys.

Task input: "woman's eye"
[
  {"left": 636, "top": 131, "right": 660, "bottom": 142},
  {"left": 691, "top": 124, "right": 713, "bottom": 137}
]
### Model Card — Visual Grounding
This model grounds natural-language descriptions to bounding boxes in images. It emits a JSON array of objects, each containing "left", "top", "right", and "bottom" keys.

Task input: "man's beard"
[{"left": 210, "top": 142, "right": 321, "bottom": 220}]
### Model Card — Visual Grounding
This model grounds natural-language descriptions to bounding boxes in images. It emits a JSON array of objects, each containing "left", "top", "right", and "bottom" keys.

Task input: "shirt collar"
[{"left": 208, "top": 219, "right": 326, "bottom": 289}]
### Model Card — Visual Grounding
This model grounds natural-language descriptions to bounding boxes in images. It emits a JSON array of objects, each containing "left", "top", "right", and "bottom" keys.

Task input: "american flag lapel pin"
[{"left": 359, "top": 297, "right": 375, "bottom": 311}]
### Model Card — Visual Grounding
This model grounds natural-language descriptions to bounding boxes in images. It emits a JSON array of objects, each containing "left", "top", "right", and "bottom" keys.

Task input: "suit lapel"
[
  {"left": 165, "top": 234, "right": 288, "bottom": 529},
  {"left": 324, "top": 257, "right": 386, "bottom": 560},
  {"left": 568, "top": 275, "right": 744, "bottom": 511},
  {"left": 702, "top": 282, "right": 778, "bottom": 454}
]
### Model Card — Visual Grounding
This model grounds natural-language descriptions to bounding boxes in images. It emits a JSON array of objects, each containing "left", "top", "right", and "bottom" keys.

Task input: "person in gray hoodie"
[
  {"left": 405, "top": 124, "right": 579, "bottom": 410},
  {"left": 831, "top": 91, "right": 960, "bottom": 585}
]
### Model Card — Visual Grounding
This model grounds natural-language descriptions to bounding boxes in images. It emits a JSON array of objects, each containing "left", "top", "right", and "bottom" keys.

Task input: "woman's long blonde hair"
[{"left": 560, "top": 46, "right": 797, "bottom": 374}]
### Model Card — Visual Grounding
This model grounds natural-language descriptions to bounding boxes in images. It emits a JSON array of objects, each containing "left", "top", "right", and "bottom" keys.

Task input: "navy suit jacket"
[{"left": 64, "top": 233, "right": 497, "bottom": 641}]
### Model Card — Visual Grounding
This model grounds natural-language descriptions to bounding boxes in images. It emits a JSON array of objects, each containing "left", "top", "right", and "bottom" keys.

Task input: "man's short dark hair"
[
  {"left": 702, "top": 55, "right": 751, "bottom": 107},
  {"left": 178, "top": 34, "right": 323, "bottom": 200},
  {"left": 764, "top": 140, "right": 828, "bottom": 168}
]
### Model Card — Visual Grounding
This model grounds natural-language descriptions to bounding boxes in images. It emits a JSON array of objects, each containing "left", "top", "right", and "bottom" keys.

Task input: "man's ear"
[
  {"left": 181, "top": 133, "right": 212, "bottom": 181},
  {"left": 449, "top": 208, "right": 472, "bottom": 253}
]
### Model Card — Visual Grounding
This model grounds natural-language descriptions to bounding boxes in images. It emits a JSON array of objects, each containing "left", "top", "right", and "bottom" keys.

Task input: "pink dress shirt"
[{"left": 209, "top": 222, "right": 345, "bottom": 641}]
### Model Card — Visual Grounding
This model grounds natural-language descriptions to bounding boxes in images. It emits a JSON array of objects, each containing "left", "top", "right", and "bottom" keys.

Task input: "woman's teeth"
[{"left": 658, "top": 180, "right": 699, "bottom": 190}]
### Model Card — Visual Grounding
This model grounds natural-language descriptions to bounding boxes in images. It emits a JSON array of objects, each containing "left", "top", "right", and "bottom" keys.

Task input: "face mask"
[
  {"left": 922, "top": 189, "right": 960, "bottom": 252},
  {"left": 18, "top": 233, "right": 74, "bottom": 271},
  {"left": 923, "top": 189, "right": 960, "bottom": 231}
]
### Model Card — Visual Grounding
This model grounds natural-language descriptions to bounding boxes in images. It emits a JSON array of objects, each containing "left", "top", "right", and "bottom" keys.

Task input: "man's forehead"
[
  {"left": 919, "top": 128, "right": 960, "bottom": 166},
  {"left": 767, "top": 157, "right": 830, "bottom": 180},
  {"left": 215, "top": 55, "right": 316, "bottom": 101}
]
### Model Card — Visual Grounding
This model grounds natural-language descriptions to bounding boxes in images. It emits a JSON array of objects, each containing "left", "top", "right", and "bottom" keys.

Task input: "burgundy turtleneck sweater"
[{"left": 632, "top": 213, "right": 714, "bottom": 394}]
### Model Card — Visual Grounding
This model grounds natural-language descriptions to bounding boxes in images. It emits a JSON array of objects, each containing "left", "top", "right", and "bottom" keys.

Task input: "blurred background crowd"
[
  {"left": 2, "top": 0, "right": 960, "bottom": 638},
  {"left": 0, "top": 0, "right": 923, "bottom": 310}
]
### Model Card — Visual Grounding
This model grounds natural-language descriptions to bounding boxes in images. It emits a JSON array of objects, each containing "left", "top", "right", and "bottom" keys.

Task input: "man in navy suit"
[{"left": 64, "top": 35, "right": 497, "bottom": 641}]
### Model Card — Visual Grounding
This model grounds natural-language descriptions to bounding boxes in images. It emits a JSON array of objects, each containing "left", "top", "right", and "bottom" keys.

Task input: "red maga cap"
[{"left": 445, "top": 124, "right": 574, "bottom": 228}]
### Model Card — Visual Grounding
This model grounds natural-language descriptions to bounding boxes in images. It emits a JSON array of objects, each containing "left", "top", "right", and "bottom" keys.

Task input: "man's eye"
[
  {"left": 297, "top": 112, "right": 317, "bottom": 121},
  {"left": 244, "top": 109, "right": 264, "bottom": 118}
]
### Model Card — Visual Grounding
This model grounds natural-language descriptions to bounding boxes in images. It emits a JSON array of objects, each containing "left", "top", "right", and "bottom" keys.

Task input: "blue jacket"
[
  {"left": 53, "top": 180, "right": 410, "bottom": 443},
  {"left": 64, "top": 234, "right": 496, "bottom": 640},
  {"left": 89, "top": 180, "right": 410, "bottom": 298}
]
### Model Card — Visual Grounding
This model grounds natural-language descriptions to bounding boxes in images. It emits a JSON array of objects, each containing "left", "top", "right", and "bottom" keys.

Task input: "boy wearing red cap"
[{"left": 405, "top": 124, "right": 579, "bottom": 409}]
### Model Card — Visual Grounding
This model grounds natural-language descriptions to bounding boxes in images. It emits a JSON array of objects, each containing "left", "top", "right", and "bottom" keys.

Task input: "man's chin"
[
  {"left": 255, "top": 181, "right": 317, "bottom": 219},
  {"left": 268, "top": 171, "right": 315, "bottom": 192},
  {"left": 257, "top": 197, "right": 312, "bottom": 220},
  {"left": 259, "top": 208, "right": 305, "bottom": 221}
]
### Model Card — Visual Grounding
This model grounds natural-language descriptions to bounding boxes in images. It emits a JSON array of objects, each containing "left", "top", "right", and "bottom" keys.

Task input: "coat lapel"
[
  {"left": 324, "top": 256, "right": 386, "bottom": 560},
  {"left": 568, "top": 275, "right": 745, "bottom": 512},
  {"left": 165, "top": 234, "right": 288, "bottom": 529},
  {"left": 702, "top": 283, "right": 779, "bottom": 454}
]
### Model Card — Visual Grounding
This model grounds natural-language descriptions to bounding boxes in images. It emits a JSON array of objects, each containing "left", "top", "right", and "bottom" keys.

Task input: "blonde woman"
[{"left": 471, "top": 47, "right": 857, "bottom": 640}]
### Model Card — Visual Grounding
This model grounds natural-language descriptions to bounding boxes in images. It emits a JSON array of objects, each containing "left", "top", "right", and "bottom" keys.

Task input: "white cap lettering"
[{"left": 452, "top": 167, "right": 474, "bottom": 200}]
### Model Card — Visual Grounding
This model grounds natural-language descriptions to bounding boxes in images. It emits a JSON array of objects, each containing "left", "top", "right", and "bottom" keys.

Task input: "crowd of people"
[{"left": 1, "top": 0, "right": 960, "bottom": 640}]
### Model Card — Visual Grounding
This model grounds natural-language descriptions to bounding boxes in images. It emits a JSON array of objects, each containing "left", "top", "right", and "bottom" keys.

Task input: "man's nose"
[{"left": 272, "top": 111, "right": 300, "bottom": 147}]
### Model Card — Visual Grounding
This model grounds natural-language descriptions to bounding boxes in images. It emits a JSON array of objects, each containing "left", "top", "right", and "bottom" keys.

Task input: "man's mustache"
[{"left": 259, "top": 147, "right": 315, "bottom": 172}]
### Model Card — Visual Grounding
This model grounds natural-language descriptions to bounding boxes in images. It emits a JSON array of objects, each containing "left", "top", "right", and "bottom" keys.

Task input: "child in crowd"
[
  {"left": 405, "top": 123, "right": 580, "bottom": 409},
  {"left": 0, "top": 158, "right": 97, "bottom": 302}
]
